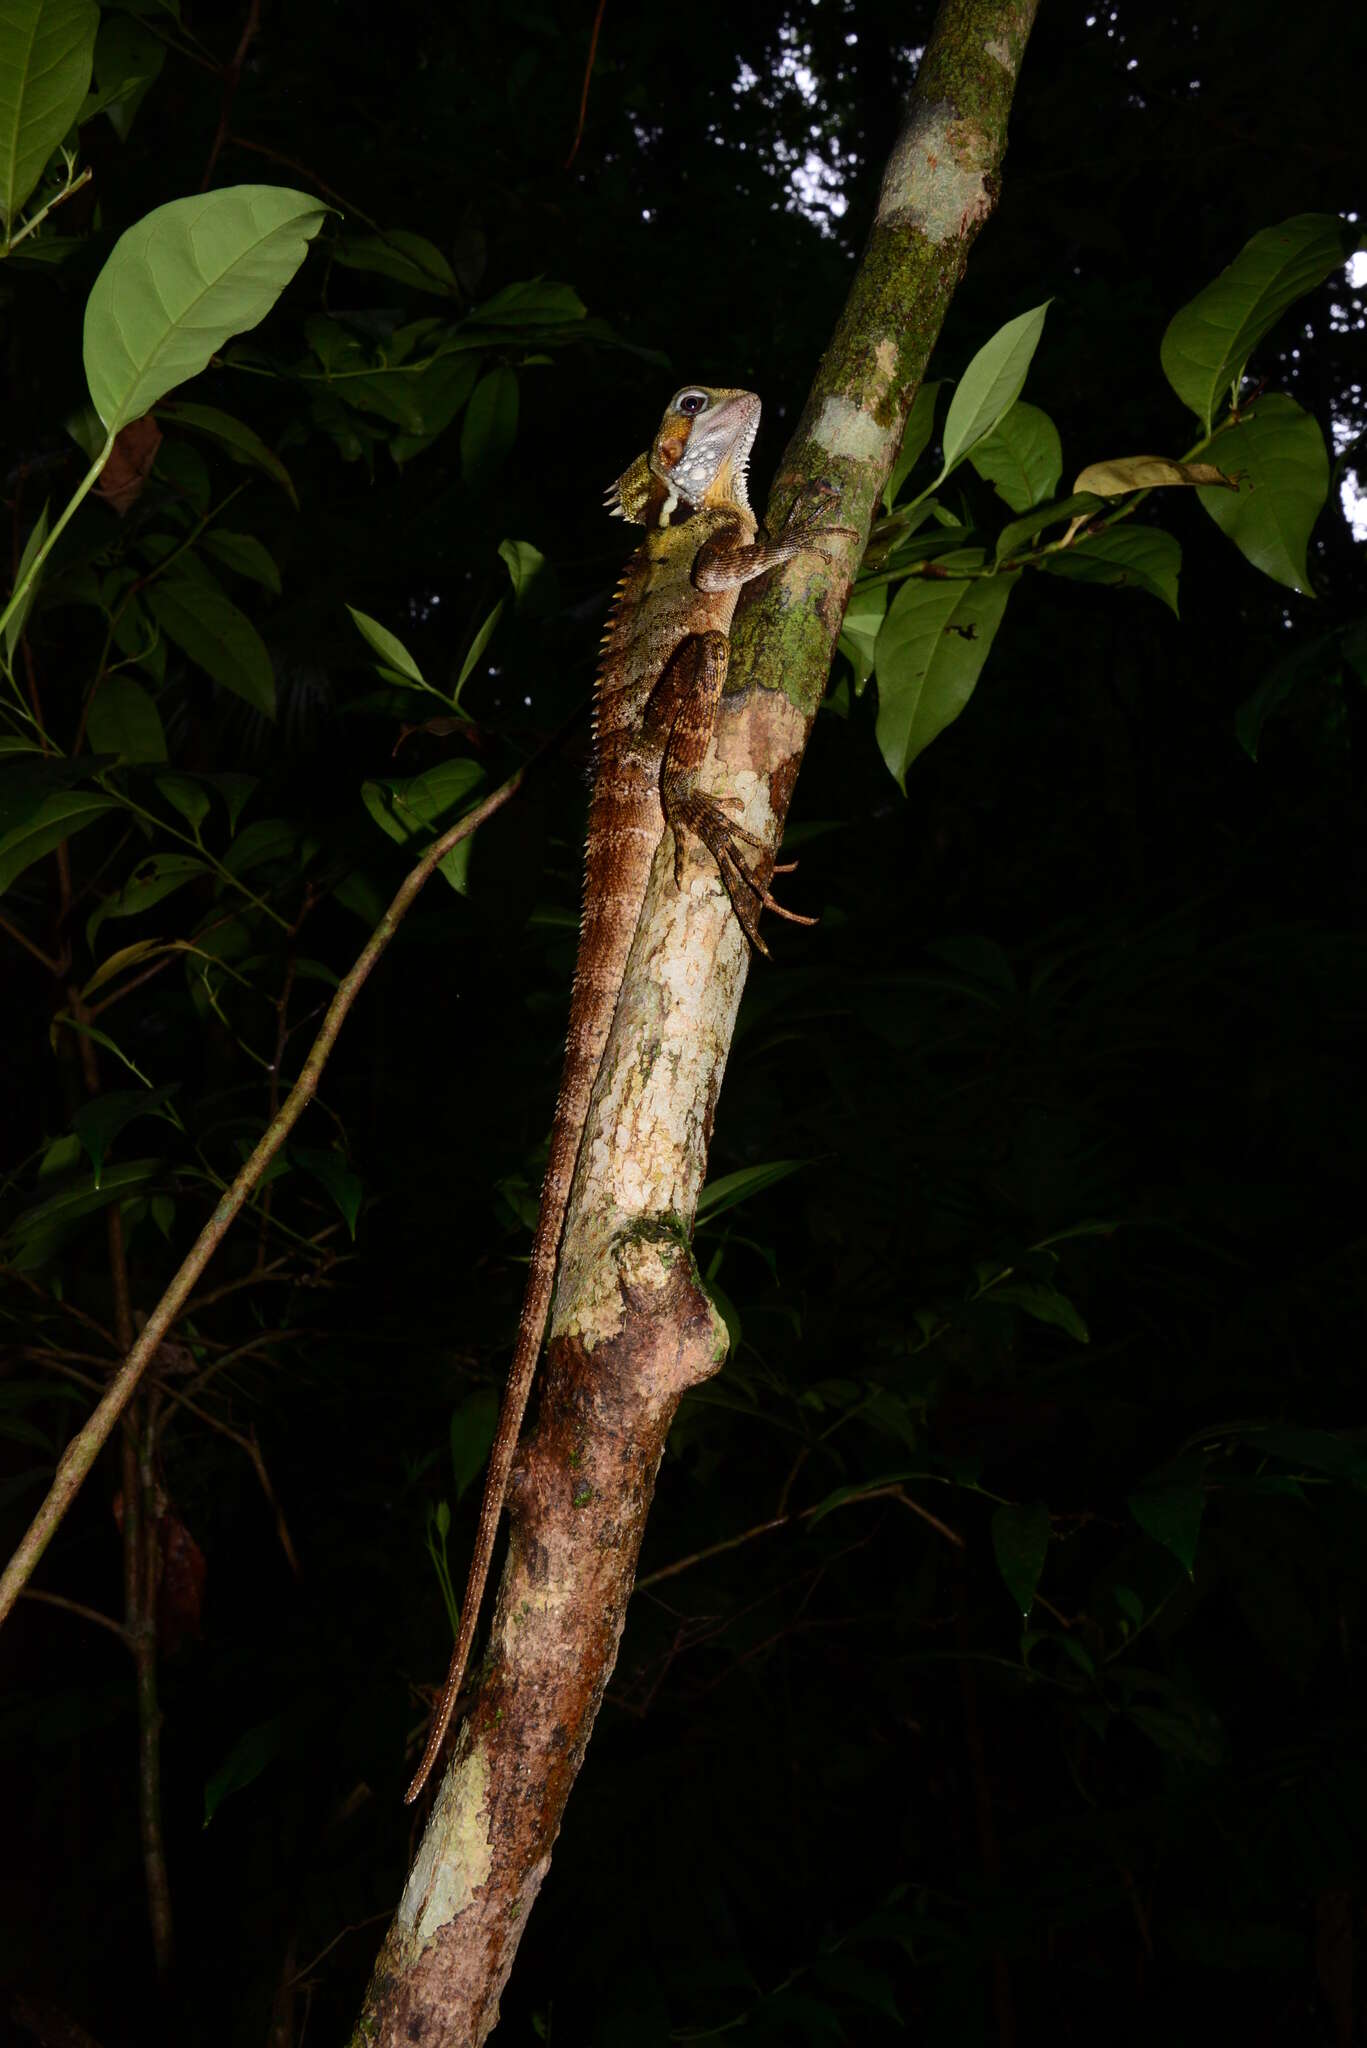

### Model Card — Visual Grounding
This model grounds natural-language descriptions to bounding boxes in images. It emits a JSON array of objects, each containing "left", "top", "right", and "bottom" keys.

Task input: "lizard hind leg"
[
  {"left": 670, "top": 789, "right": 818, "bottom": 955},
  {"left": 651, "top": 628, "right": 816, "bottom": 953}
]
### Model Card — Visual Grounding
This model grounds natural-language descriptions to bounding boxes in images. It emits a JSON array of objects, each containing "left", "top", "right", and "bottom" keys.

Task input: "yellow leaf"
[{"left": 1072, "top": 456, "right": 1236, "bottom": 495}]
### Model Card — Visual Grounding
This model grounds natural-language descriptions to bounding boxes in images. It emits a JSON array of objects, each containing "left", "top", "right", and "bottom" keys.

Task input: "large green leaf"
[
  {"left": 86, "top": 850, "right": 207, "bottom": 949},
  {"left": 695, "top": 1158, "right": 808, "bottom": 1223},
  {"left": 73, "top": 1083, "right": 180, "bottom": 1185},
  {"left": 874, "top": 562, "right": 1014, "bottom": 788},
  {"left": 460, "top": 366, "right": 518, "bottom": 486},
  {"left": 292, "top": 1146, "right": 363, "bottom": 1239},
  {"left": 85, "top": 9, "right": 162, "bottom": 141},
  {"left": 0, "top": 788, "right": 118, "bottom": 896},
  {"left": 0, "top": 751, "right": 93, "bottom": 835},
  {"left": 991, "top": 1501, "right": 1051, "bottom": 1619},
  {"left": 0, "top": 0, "right": 99, "bottom": 227},
  {"left": 83, "top": 186, "right": 328, "bottom": 435},
  {"left": 1160, "top": 214, "right": 1353, "bottom": 432},
  {"left": 157, "top": 400, "right": 297, "bottom": 504},
  {"left": 450, "top": 1389, "right": 499, "bottom": 1503},
  {"left": 86, "top": 672, "right": 167, "bottom": 762},
  {"left": 938, "top": 302, "right": 1051, "bottom": 480},
  {"left": 1039, "top": 524, "right": 1181, "bottom": 614},
  {"left": 1129, "top": 1460, "right": 1206, "bottom": 1578},
  {"left": 200, "top": 529, "right": 281, "bottom": 595},
  {"left": 1197, "top": 395, "right": 1328, "bottom": 596},
  {"left": 361, "top": 758, "right": 485, "bottom": 893},
  {"left": 347, "top": 605, "right": 426, "bottom": 687},
  {"left": 967, "top": 401, "right": 1062, "bottom": 512},
  {"left": 3, "top": 1157, "right": 161, "bottom": 1270},
  {"left": 882, "top": 380, "right": 942, "bottom": 511},
  {"left": 331, "top": 229, "right": 457, "bottom": 295},
  {"left": 466, "top": 279, "right": 586, "bottom": 326},
  {"left": 836, "top": 581, "right": 886, "bottom": 694},
  {"left": 146, "top": 572, "right": 275, "bottom": 714}
]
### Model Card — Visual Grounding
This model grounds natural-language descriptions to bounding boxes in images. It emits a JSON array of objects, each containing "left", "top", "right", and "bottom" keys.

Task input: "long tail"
[{"left": 403, "top": 1033, "right": 600, "bottom": 1805}]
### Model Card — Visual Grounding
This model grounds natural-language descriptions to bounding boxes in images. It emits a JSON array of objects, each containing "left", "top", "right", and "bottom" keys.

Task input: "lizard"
[{"left": 405, "top": 383, "right": 848, "bottom": 1805}]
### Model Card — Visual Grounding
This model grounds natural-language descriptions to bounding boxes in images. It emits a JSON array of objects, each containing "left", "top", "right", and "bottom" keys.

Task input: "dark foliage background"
[{"left": 2, "top": 1, "right": 1365, "bottom": 2042}]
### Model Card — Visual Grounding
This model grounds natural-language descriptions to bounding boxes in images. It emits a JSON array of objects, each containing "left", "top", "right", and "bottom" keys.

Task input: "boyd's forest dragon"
[{"left": 405, "top": 384, "right": 849, "bottom": 1804}]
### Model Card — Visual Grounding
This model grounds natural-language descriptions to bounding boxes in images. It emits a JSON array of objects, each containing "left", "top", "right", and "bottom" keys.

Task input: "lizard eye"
[{"left": 675, "top": 389, "right": 709, "bottom": 416}]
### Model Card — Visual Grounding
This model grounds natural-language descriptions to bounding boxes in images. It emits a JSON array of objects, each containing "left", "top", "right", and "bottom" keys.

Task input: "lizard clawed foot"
[
  {"left": 779, "top": 478, "right": 859, "bottom": 559},
  {"left": 669, "top": 793, "right": 817, "bottom": 954}
]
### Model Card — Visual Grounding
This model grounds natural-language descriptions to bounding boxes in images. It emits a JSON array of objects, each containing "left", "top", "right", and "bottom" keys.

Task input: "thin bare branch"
[{"left": 0, "top": 762, "right": 529, "bottom": 1631}]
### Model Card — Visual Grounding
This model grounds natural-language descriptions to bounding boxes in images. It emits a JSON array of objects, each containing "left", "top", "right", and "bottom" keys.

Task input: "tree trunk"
[{"left": 355, "top": 3, "right": 1039, "bottom": 2038}]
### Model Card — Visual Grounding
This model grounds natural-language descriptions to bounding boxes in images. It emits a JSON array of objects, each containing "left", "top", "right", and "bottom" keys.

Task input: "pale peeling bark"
[{"left": 356, "top": 3, "right": 1038, "bottom": 2040}]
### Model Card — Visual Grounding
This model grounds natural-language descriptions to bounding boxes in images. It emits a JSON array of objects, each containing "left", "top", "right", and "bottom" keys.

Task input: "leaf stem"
[{"left": 0, "top": 440, "right": 114, "bottom": 652}]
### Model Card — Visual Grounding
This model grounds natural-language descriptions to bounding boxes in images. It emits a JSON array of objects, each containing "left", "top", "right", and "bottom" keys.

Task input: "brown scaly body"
[{"left": 405, "top": 386, "right": 846, "bottom": 1804}]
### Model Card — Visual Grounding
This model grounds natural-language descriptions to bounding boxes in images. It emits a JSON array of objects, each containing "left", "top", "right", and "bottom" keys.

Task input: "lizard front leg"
[
  {"left": 646, "top": 630, "right": 815, "bottom": 957},
  {"left": 693, "top": 483, "right": 856, "bottom": 593}
]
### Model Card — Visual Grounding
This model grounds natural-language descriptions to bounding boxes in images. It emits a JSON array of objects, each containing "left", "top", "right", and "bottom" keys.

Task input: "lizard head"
[{"left": 605, "top": 386, "right": 761, "bottom": 527}]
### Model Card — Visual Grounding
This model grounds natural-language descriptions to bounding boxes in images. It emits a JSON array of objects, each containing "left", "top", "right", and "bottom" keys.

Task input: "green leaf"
[
  {"left": 203, "top": 771, "right": 257, "bottom": 831},
  {"left": 810, "top": 1954, "right": 902, "bottom": 2024},
  {"left": 154, "top": 771, "right": 211, "bottom": 833},
  {"left": 361, "top": 758, "right": 485, "bottom": 893},
  {"left": 146, "top": 573, "right": 275, "bottom": 714},
  {"left": 1125, "top": 1700, "right": 1227, "bottom": 1766},
  {"left": 882, "top": 380, "right": 942, "bottom": 511},
  {"left": 967, "top": 401, "right": 1062, "bottom": 512},
  {"left": 1161, "top": 214, "right": 1353, "bottom": 432},
  {"left": 991, "top": 1501, "right": 1051, "bottom": 1619},
  {"left": 203, "top": 1710, "right": 311, "bottom": 1826},
  {"left": 460, "top": 366, "right": 518, "bottom": 487},
  {"left": 450, "top": 1388, "right": 499, "bottom": 1502},
  {"left": 5, "top": 498, "right": 49, "bottom": 664},
  {"left": 1229, "top": 1425, "right": 1367, "bottom": 1491},
  {"left": 85, "top": 11, "right": 163, "bottom": 141},
  {"left": 0, "top": 0, "right": 99, "bottom": 227},
  {"left": 79, "top": 936, "right": 175, "bottom": 998},
  {"left": 86, "top": 673, "right": 166, "bottom": 763},
  {"left": 702, "top": 1272, "right": 741, "bottom": 1358},
  {"left": 1039, "top": 525, "right": 1181, "bottom": 614},
  {"left": 292, "top": 1146, "right": 362, "bottom": 1239},
  {"left": 331, "top": 229, "right": 456, "bottom": 295},
  {"left": 3, "top": 1157, "right": 161, "bottom": 1270},
  {"left": 220, "top": 816, "right": 297, "bottom": 877},
  {"left": 695, "top": 1158, "right": 807, "bottom": 1223},
  {"left": 994, "top": 491, "right": 1106, "bottom": 564},
  {"left": 83, "top": 186, "right": 328, "bottom": 435},
  {"left": 200, "top": 529, "right": 281, "bottom": 595},
  {"left": 991, "top": 1280, "right": 1090, "bottom": 1344},
  {"left": 498, "top": 537, "right": 547, "bottom": 607},
  {"left": 453, "top": 598, "right": 504, "bottom": 695},
  {"left": 0, "top": 789, "right": 118, "bottom": 897},
  {"left": 836, "top": 581, "right": 886, "bottom": 694},
  {"left": 874, "top": 565, "right": 1014, "bottom": 788},
  {"left": 158, "top": 400, "right": 297, "bottom": 505},
  {"left": 467, "top": 279, "right": 586, "bottom": 327},
  {"left": 50, "top": 1011, "right": 153, "bottom": 1085},
  {"left": 1198, "top": 395, "right": 1328, "bottom": 596},
  {"left": 347, "top": 605, "right": 425, "bottom": 686},
  {"left": 938, "top": 302, "right": 1051, "bottom": 480},
  {"left": 0, "top": 753, "right": 86, "bottom": 836},
  {"left": 73, "top": 1082, "right": 179, "bottom": 1185},
  {"left": 85, "top": 851, "right": 206, "bottom": 949},
  {"left": 1129, "top": 1463, "right": 1205, "bottom": 1577}
]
